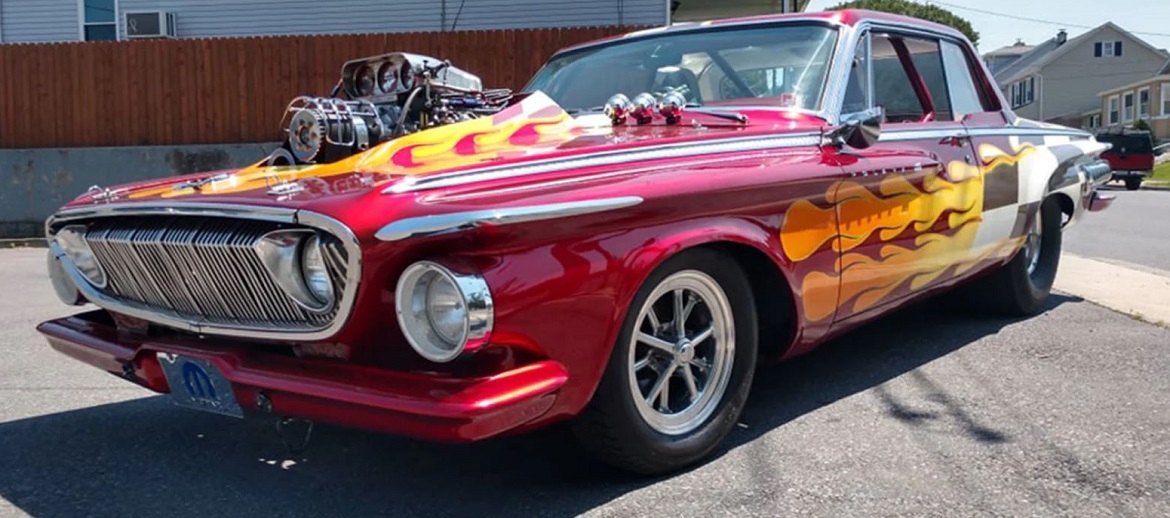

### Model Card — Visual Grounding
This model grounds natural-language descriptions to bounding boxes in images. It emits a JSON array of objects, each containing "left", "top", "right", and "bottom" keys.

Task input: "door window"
[{"left": 869, "top": 34, "right": 927, "bottom": 122}]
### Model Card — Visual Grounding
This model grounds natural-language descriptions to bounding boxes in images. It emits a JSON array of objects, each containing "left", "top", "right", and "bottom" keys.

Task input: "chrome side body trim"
[
  {"left": 877, "top": 126, "right": 1092, "bottom": 143},
  {"left": 46, "top": 203, "right": 363, "bottom": 342},
  {"left": 385, "top": 133, "right": 823, "bottom": 194},
  {"left": 376, "top": 196, "right": 644, "bottom": 242}
]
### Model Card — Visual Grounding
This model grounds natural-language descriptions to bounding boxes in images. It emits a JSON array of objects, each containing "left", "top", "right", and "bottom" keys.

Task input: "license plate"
[{"left": 157, "top": 353, "right": 244, "bottom": 418}]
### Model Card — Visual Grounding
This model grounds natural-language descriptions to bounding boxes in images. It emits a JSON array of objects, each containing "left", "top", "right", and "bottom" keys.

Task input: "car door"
[{"left": 830, "top": 31, "right": 983, "bottom": 324}]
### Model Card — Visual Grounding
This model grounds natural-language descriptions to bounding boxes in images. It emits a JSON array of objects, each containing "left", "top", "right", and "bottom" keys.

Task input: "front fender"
[{"left": 479, "top": 215, "right": 792, "bottom": 419}]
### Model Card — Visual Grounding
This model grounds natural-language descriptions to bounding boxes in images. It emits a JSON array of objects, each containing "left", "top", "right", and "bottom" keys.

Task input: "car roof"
[{"left": 555, "top": 9, "right": 968, "bottom": 57}]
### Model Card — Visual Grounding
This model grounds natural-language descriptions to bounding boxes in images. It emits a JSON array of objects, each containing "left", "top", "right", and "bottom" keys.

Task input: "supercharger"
[{"left": 271, "top": 52, "right": 513, "bottom": 166}]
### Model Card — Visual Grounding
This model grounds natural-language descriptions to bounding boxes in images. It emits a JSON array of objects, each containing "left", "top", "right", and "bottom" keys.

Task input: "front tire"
[
  {"left": 972, "top": 197, "right": 1063, "bottom": 315},
  {"left": 573, "top": 248, "right": 758, "bottom": 475}
]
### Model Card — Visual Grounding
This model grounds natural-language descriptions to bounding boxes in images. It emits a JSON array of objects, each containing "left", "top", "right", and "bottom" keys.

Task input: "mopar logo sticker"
[{"left": 181, "top": 361, "right": 218, "bottom": 404}]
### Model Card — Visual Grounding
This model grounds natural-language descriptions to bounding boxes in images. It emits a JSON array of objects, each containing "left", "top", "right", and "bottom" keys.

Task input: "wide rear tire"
[
  {"left": 971, "top": 197, "right": 1063, "bottom": 316},
  {"left": 573, "top": 248, "right": 757, "bottom": 475}
]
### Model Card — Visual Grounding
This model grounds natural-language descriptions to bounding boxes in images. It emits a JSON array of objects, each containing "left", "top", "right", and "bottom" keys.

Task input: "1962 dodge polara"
[{"left": 39, "top": 10, "right": 1114, "bottom": 474}]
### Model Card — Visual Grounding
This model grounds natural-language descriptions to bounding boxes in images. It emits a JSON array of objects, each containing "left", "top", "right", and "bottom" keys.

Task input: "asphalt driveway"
[{"left": 2, "top": 244, "right": 1168, "bottom": 517}]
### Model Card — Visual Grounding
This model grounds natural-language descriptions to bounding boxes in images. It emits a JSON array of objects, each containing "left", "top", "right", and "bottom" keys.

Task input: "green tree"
[
  {"left": 1134, "top": 118, "right": 1155, "bottom": 140},
  {"left": 826, "top": 0, "right": 980, "bottom": 47}
]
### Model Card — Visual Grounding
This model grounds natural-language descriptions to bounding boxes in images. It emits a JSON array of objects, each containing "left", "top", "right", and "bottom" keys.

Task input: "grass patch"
[{"left": 1151, "top": 161, "right": 1170, "bottom": 183}]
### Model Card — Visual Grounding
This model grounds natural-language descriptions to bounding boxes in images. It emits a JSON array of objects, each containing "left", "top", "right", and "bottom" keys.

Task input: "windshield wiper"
[{"left": 684, "top": 104, "right": 750, "bottom": 124}]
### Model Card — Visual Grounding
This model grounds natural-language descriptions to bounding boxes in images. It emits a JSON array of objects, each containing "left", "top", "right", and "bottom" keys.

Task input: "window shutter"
[
  {"left": 1115, "top": 41, "right": 1123, "bottom": 56},
  {"left": 1094, "top": 42, "right": 1103, "bottom": 57}
]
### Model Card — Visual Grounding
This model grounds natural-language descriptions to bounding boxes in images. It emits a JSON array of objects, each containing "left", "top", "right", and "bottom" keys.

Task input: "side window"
[
  {"left": 901, "top": 36, "right": 951, "bottom": 121},
  {"left": 871, "top": 34, "right": 926, "bottom": 123},
  {"left": 939, "top": 41, "right": 992, "bottom": 119}
]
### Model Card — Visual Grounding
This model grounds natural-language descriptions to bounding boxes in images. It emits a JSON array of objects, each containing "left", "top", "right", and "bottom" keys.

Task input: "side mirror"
[{"left": 832, "top": 107, "right": 883, "bottom": 150}]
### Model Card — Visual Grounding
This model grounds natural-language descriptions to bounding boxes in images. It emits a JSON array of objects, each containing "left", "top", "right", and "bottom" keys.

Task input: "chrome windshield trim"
[
  {"left": 375, "top": 196, "right": 644, "bottom": 242},
  {"left": 384, "top": 133, "right": 822, "bottom": 194},
  {"left": 46, "top": 202, "right": 362, "bottom": 342}
]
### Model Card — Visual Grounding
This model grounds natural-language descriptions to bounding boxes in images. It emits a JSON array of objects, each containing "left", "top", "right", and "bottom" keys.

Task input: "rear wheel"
[
  {"left": 573, "top": 249, "right": 757, "bottom": 475},
  {"left": 1125, "top": 177, "right": 1142, "bottom": 191},
  {"left": 970, "top": 197, "right": 1063, "bottom": 315}
]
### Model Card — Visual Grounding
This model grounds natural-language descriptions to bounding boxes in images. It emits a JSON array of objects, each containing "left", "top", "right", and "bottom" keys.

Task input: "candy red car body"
[{"left": 38, "top": 10, "right": 1113, "bottom": 473}]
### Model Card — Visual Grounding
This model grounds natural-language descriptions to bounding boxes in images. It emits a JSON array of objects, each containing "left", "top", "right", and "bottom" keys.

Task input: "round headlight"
[
  {"left": 395, "top": 261, "right": 493, "bottom": 363},
  {"left": 300, "top": 235, "right": 335, "bottom": 306},
  {"left": 46, "top": 250, "right": 85, "bottom": 306},
  {"left": 55, "top": 225, "right": 106, "bottom": 288}
]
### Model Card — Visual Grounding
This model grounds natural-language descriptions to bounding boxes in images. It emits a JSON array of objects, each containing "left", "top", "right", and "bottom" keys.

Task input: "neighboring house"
[
  {"left": 986, "top": 23, "right": 1169, "bottom": 125},
  {"left": 672, "top": 0, "right": 809, "bottom": 22},
  {"left": 983, "top": 40, "right": 1034, "bottom": 77},
  {"left": 0, "top": 0, "right": 807, "bottom": 43},
  {"left": 1091, "top": 62, "right": 1170, "bottom": 140}
]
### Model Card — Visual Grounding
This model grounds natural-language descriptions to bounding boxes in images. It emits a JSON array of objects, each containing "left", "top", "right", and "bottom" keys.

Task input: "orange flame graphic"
[
  {"left": 130, "top": 92, "right": 581, "bottom": 199},
  {"left": 780, "top": 144, "right": 1034, "bottom": 323}
]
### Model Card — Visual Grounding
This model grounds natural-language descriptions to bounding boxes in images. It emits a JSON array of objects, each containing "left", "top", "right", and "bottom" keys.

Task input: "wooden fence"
[{"left": 0, "top": 27, "right": 636, "bottom": 149}]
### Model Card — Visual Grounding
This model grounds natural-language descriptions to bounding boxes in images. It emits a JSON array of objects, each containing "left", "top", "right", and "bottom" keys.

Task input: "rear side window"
[{"left": 939, "top": 41, "right": 990, "bottom": 119}]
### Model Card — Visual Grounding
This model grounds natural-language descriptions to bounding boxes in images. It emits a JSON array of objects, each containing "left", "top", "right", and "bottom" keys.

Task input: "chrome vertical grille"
[{"left": 82, "top": 216, "right": 349, "bottom": 332}]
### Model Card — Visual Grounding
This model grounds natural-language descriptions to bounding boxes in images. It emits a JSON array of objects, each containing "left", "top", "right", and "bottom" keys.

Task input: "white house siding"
[
  {"left": 1024, "top": 25, "right": 1167, "bottom": 121},
  {"left": 115, "top": 0, "right": 667, "bottom": 39},
  {"left": 0, "top": 0, "right": 80, "bottom": 43}
]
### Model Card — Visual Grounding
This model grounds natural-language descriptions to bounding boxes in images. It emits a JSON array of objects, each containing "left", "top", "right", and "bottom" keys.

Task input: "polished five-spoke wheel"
[
  {"left": 628, "top": 272, "right": 734, "bottom": 436},
  {"left": 574, "top": 249, "right": 758, "bottom": 475}
]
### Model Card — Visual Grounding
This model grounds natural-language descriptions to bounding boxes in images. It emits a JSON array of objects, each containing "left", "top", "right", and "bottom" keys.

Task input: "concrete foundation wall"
[{"left": 0, "top": 143, "right": 278, "bottom": 238}]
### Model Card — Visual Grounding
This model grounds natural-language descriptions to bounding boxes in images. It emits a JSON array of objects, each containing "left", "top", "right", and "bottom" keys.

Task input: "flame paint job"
[
  {"left": 127, "top": 92, "right": 584, "bottom": 200},
  {"left": 39, "top": 10, "right": 1112, "bottom": 444}
]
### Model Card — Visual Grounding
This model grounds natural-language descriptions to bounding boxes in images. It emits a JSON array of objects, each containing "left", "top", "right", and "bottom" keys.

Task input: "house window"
[
  {"left": 81, "top": 0, "right": 117, "bottom": 41},
  {"left": 1090, "top": 114, "right": 1101, "bottom": 128},
  {"left": 1008, "top": 77, "right": 1036, "bottom": 109},
  {"left": 1123, "top": 91, "right": 1135, "bottom": 122},
  {"left": 1108, "top": 95, "right": 1120, "bottom": 125},
  {"left": 1095, "top": 41, "right": 1123, "bottom": 57},
  {"left": 1162, "top": 83, "right": 1170, "bottom": 117},
  {"left": 1138, "top": 87, "right": 1150, "bottom": 119}
]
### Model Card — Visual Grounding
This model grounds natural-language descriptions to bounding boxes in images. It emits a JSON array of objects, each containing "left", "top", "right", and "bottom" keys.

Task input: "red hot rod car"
[{"left": 39, "top": 10, "right": 1114, "bottom": 474}]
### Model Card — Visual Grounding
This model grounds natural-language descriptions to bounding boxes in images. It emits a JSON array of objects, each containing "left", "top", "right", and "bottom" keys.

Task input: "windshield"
[{"left": 524, "top": 24, "right": 839, "bottom": 112}]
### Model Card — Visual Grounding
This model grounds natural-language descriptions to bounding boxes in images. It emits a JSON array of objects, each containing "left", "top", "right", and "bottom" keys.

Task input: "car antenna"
[{"left": 449, "top": 0, "right": 468, "bottom": 31}]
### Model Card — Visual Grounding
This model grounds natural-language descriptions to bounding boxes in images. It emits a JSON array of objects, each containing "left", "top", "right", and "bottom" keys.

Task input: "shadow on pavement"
[{"left": 0, "top": 295, "right": 1082, "bottom": 518}]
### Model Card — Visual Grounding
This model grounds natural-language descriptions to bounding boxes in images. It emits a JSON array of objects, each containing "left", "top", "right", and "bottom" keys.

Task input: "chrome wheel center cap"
[{"left": 675, "top": 339, "right": 695, "bottom": 363}]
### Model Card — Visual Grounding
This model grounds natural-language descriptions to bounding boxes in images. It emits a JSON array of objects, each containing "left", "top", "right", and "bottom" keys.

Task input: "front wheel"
[
  {"left": 573, "top": 249, "right": 758, "bottom": 475},
  {"left": 971, "top": 197, "right": 1063, "bottom": 315}
]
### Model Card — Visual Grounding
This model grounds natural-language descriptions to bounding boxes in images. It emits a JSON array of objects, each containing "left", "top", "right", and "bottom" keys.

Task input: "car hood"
[{"left": 63, "top": 92, "right": 826, "bottom": 218}]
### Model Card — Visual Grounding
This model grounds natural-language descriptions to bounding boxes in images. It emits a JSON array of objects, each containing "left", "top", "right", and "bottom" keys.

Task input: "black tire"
[
  {"left": 572, "top": 248, "right": 758, "bottom": 475},
  {"left": 1125, "top": 177, "right": 1142, "bottom": 191},
  {"left": 971, "top": 197, "right": 1063, "bottom": 316}
]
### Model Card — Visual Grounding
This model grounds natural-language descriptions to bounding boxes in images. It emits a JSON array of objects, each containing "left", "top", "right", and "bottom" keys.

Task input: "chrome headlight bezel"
[
  {"left": 46, "top": 249, "right": 86, "bottom": 306},
  {"left": 395, "top": 261, "right": 493, "bottom": 363},
  {"left": 254, "top": 229, "right": 336, "bottom": 313},
  {"left": 300, "top": 234, "right": 336, "bottom": 306},
  {"left": 54, "top": 224, "right": 107, "bottom": 288}
]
